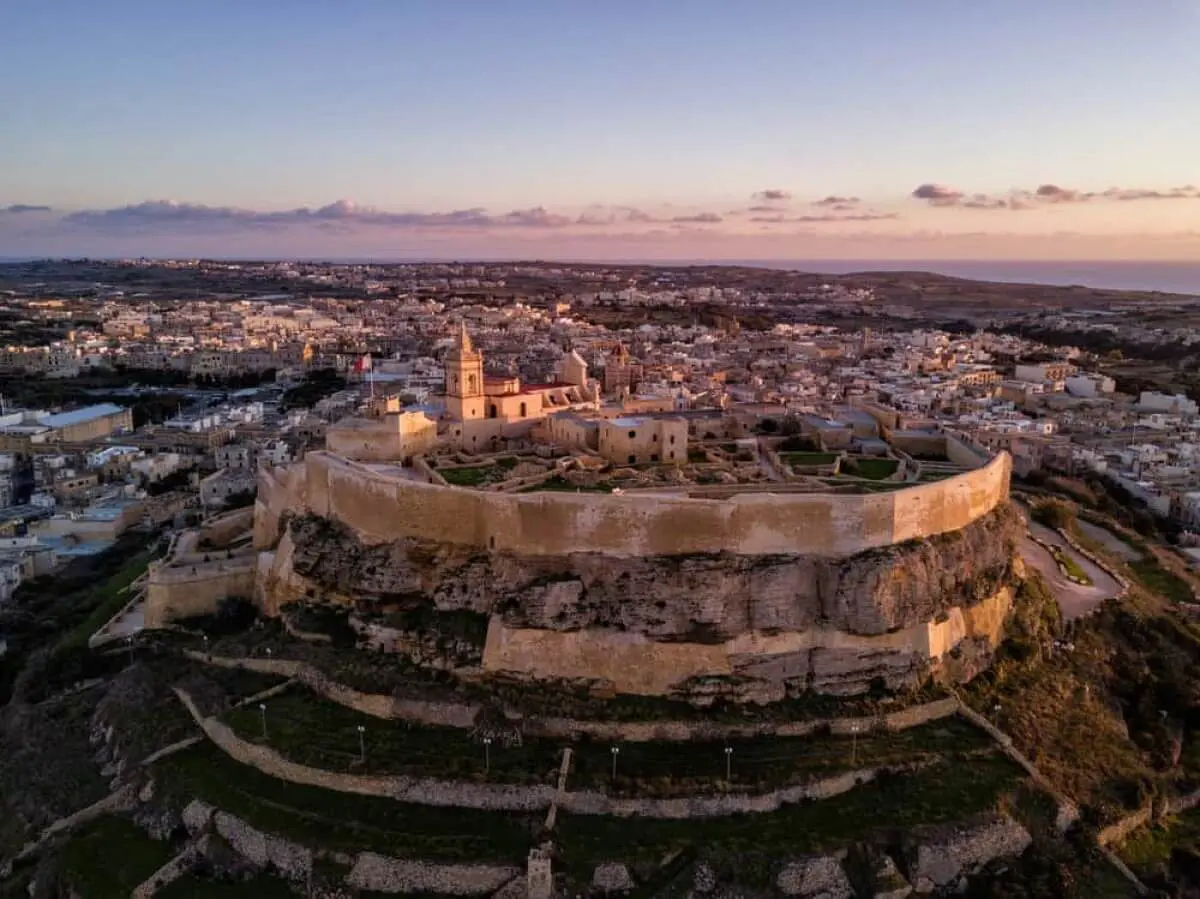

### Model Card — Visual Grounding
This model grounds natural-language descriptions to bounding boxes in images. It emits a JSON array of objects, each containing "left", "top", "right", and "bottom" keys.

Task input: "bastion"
[{"left": 246, "top": 444, "right": 1022, "bottom": 701}]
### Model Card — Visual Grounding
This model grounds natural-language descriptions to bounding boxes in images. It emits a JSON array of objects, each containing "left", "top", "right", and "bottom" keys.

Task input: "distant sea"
[
  {"left": 731, "top": 260, "right": 1200, "bottom": 296},
  {"left": 3, "top": 256, "right": 1200, "bottom": 296}
]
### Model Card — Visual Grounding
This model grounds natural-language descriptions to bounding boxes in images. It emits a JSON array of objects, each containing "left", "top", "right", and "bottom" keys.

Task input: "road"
[{"left": 1020, "top": 520, "right": 1122, "bottom": 620}]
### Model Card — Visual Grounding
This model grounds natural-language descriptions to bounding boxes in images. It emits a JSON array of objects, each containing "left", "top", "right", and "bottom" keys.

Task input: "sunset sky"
[{"left": 2, "top": 0, "right": 1199, "bottom": 260}]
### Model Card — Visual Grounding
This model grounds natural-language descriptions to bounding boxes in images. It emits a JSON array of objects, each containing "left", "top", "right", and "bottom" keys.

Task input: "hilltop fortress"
[
  {"left": 149, "top": 329, "right": 1024, "bottom": 703},
  {"left": 247, "top": 450, "right": 1019, "bottom": 702}
]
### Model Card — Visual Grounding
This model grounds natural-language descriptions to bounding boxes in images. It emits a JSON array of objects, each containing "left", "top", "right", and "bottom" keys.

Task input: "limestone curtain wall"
[{"left": 293, "top": 450, "right": 1010, "bottom": 559}]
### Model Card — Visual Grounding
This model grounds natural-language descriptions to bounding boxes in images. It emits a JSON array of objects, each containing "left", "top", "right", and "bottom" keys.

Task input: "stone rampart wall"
[
  {"left": 201, "top": 507, "right": 256, "bottom": 547},
  {"left": 274, "top": 449, "right": 1009, "bottom": 559},
  {"left": 481, "top": 586, "right": 1013, "bottom": 697},
  {"left": 146, "top": 561, "right": 255, "bottom": 627}
]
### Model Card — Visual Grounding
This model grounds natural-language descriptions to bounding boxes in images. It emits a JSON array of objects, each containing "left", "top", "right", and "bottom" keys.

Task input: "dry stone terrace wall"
[
  {"left": 173, "top": 685, "right": 938, "bottom": 819},
  {"left": 182, "top": 650, "right": 961, "bottom": 741},
  {"left": 279, "top": 449, "right": 1009, "bottom": 558}
]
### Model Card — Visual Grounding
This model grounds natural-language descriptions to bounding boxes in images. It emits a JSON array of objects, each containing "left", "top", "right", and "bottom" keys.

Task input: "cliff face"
[{"left": 274, "top": 502, "right": 1023, "bottom": 642}]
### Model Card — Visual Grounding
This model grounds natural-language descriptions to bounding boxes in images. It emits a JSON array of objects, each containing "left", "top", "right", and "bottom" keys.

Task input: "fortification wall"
[
  {"left": 201, "top": 507, "right": 255, "bottom": 547},
  {"left": 482, "top": 586, "right": 1013, "bottom": 697},
  {"left": 145, "top": 560, "right": 256, "bottom": 627},
  {"left": 291, "top": 449, "right": 1009, "bottom": 559},
  {"left": 255, "top": 462, "right": 307, "bottom": 549}
]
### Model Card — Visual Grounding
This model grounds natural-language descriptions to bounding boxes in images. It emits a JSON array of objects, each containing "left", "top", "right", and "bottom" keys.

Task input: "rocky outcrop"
[
  {"left": 904, "top": 815, "right": 1031, "bottom": 893},
  {"left": 181, "top": 799, "right": 313, "bottom": 881},
  {"left": 776, "top": 855, "right": 854, "bottom": 898},
  {"left": 275, "top": 504, "right": 1021, "bottom": 641},
  {"left": 592, "top": 862, "right": 636, "bottom": 892}
]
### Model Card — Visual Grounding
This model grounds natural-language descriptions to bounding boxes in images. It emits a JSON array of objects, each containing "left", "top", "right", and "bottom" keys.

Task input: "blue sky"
[{"left": 2, "top": 1, "right": 1199, "bottom": 259}]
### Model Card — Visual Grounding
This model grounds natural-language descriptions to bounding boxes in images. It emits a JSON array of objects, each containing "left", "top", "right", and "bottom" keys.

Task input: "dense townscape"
[{"left": 5, "top": 259, "right": 1200, "bottom": 898}]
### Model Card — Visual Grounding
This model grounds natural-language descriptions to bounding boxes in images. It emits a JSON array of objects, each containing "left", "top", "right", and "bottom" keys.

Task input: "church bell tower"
[{"left": 445, "top": 322, "right": 484, "bottom": 420}]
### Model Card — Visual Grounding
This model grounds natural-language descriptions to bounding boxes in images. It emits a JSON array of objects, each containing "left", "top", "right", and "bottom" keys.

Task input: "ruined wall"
[{"left": 294, "top": 449, "right": 1009, "bottom": 559}]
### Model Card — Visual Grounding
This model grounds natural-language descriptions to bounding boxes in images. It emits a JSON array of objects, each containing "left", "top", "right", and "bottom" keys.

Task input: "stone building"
[
  {"left": 596, "top": 416, "right": 688, "bottom": 464},
  {"left": 440, "top": 325, "right": 599, "bottom": 451},
  {"left": 602, "top": 342, "right": 641, "bottom": 397}
]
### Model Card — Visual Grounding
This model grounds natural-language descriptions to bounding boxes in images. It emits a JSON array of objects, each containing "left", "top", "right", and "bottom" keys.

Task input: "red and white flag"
[{"left": 351, "top": 353, "right": 373, "bottom": 374}]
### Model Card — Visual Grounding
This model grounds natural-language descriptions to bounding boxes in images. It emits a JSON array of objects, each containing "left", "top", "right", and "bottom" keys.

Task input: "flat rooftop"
[{"left": 39, "top": 403, "right": 127, "bottom": 429}]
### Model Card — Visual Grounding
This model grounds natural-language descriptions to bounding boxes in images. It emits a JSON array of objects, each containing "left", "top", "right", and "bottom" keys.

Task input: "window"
[
  {"left": 628, "top": 430, "right": 636, "bottom": 438},
  {"left": 668, "top": 451, "right": 675, "bottom": 460},
  {"left": 489, "top": 405, "right": 497, "bottom": 419},
  {"left": 651, "top": 454, "right": 659, "bottom": 462},
  {"left": 520, "top": 402, "right": 527, "bottom": 418},
  {"left": 628, "top": 455, "right": 636, "bottom": 464},
  {"left": 669, "top": 435, "right": 675, "bottom": 445},
  {"left": 652, "top": 433, "right": 658, "bottom": 442},
  {"left": 467, "top": 373, "right": 478, "bottom": 394}
]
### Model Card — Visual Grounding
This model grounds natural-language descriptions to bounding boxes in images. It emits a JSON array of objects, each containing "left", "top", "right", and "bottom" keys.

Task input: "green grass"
[
  {"left": 58, "top": 551, "right": 153, "bottom": 651},
  {"left": 569, "top": 717, "right": 992, "bottom": 796},
  {"left": 557, "top": 754, "right": 1026, "bottom": 879},
  {"left": 224, "top": 687, "right": 562, "bottom": 784},
  {"left": 1129, "top": 557, "right": 1194, "bottom": 604},
  {"left": 780, "top": 451, "right": 838, "bottom": 467},
  {"left": 58, "top": 815, "right": 175, "bottom": 899},
  {"left": 222, "top": 686, "right": 985, "bottom": 798},
  {"left": 152, "top": 741, "right": 535, "bottom": 862},
  {"left": 846, "top": 457, "right": 899, "bottom": 480},
  {"left": 1119, "top": 807, "right": 1200, "bottom": 881},
  {"left": 158, "top": 873, "right": 299, "bottom": 898},
  {"left": 1049, "top": 545, "right": 1094, "bottom": 586},
  {"left": 439, "top": 465, "right": 497, "bottom": 487}
]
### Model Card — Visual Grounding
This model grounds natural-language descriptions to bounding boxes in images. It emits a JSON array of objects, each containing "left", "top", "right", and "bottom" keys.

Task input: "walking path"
[{"left": 1019, "top": 521, "right": 1121, "bottom": 620}]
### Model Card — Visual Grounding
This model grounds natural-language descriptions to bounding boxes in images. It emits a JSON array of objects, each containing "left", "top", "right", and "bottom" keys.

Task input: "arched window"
[{"left": 467, "top": 373, "right": 478, "bottom": 394}]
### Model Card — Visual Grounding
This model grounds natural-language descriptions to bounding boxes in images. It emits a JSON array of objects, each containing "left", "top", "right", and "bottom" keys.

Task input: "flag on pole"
[{"left": 351, "top": 353, "right": 373, "bottom": 374}]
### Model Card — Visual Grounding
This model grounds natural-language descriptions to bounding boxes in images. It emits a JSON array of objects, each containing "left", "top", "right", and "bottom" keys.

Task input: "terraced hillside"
[{"left": 4, "top": 513, "right": 1197, "bottom": 897}]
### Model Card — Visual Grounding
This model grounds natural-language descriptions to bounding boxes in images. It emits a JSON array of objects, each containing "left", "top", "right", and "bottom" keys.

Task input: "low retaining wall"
[
  {"left": 954, "top": 698, "right": 1079, "bottom": 833},
  {"left": 348, "top": 854, "right": 520, "bottom": 895},
  {"left": 174, "top": 685, "right": 929, "bottom": 820},
  {"left": 183, "top": 799, "right": 521, "bottom": 895},
  {"left": 182, "top": 650, "right": 958, "bottom": 741}
]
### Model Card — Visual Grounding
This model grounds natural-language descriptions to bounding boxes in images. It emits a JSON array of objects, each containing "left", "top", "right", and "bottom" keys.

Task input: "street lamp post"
[
  {"left": 259, "top": 703, "right": 268, "bottom": 740},
  {"left": 357, "top": 725, "right": 366, "bottom": 763},
  {"left": 483, "top": 737, "right": 492, "bottom": 774},
  {"left": 850, "top": 724, "right": 859, "bottom": 766},
  {"left": 610, "top": 745, "right": 620, "bottom": 781},
  {"left": 724, "top": 746, "right": 733, "bottom": 783}
]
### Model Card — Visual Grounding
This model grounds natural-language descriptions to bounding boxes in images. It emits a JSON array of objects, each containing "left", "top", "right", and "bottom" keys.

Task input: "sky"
[{"left": 2, "top": 0, "right": 1199, "bottom": 261}]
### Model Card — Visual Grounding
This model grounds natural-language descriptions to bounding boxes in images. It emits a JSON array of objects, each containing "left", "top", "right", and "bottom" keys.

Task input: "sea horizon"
[{"left": 3, "top": 257, "right": 1199, "bottom": 296}]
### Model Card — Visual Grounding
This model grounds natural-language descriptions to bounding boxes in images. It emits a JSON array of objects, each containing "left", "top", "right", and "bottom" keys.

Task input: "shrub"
[{"left": 1031, "top": 499, "right": 1075, "bottom": 532}]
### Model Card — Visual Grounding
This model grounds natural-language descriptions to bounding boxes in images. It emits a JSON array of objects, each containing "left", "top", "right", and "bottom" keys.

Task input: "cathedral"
[{"left": 441, "top": 324, "right": 599, "bottom": 449}]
